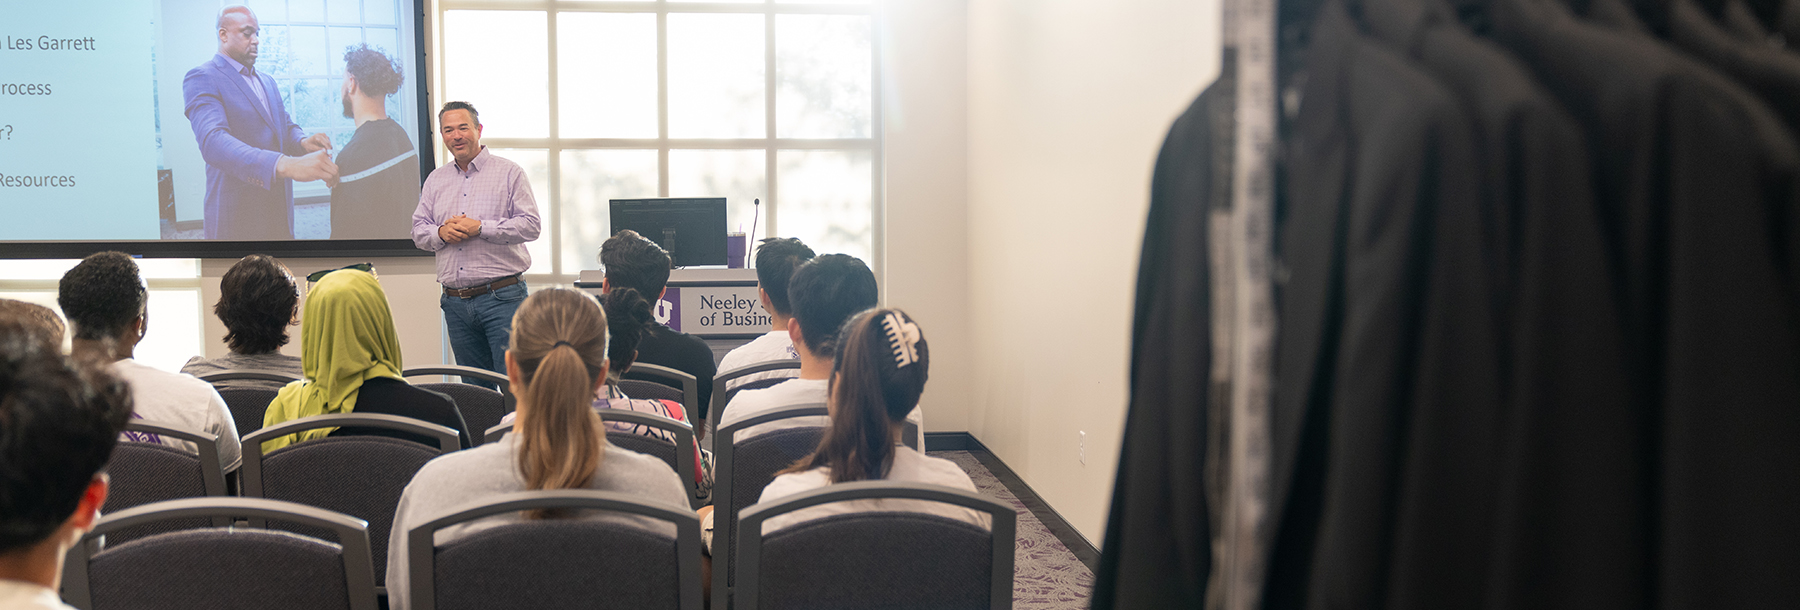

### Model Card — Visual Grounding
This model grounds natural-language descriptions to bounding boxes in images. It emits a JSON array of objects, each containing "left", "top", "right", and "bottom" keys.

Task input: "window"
[
  {"left": 0, "top": 259, "right": 204, "bottom": 373},
  {"left": 433, "top": 0, "right": 880, "bottom": 279}
]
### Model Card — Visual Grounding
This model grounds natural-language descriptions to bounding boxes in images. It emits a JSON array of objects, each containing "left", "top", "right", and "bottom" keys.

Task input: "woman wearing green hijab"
[{"left": 261, "top": 268, "right": 472, "bottom": 451}]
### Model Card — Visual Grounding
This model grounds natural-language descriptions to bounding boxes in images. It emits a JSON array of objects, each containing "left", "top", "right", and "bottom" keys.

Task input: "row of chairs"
[
  {"left": 105, "top": 402, "right": 922, "bottom": 606},
  {"left": 206, "top": 359, "right": 805, "bottom": 449},
  {"left": 65, "top": 483, "right": 1015, "bottom": 609}
]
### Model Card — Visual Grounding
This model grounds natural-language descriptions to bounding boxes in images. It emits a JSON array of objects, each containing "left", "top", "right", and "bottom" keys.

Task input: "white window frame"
[{"left": 427, "top": 0, "right": 884, "bottom": 286}]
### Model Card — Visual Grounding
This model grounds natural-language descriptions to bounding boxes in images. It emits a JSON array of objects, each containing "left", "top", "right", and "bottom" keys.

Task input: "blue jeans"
[{"left": 441, "top": 280, "right": 527, "bottom": 389}]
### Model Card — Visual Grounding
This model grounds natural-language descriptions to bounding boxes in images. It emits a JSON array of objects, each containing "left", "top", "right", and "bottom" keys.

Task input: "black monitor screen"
[{"left": 610, "top": 197, "right": 728, "bottom": 267}]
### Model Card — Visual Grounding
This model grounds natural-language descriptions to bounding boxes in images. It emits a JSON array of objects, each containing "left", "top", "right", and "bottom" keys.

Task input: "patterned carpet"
[{"left": 933, "top": 450, "right": 1095, "bottom": 609}]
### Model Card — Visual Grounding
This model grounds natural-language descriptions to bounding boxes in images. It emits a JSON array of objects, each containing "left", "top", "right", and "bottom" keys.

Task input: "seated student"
[
  {"left": 387, "top": 288, "right": 690, "bottom": 610},
  {"left": 181, "top": 254, "right": 304, "bottom": 389},
  {"left": 0, "top": 298, "right": 66, "bottom": 349},
  {"left": 716, "top": 237, "right": 814, "bottom": 391},
  {"left": 59, "top": 252, "right": 242, "bottom": 473},
  {"left": 260, "top": 267, "right": 472, "bottom": 451},
  {"left": 0, "top": 323, "right": 133, "bottom": 610},
  {"left": 717, "top": 254, "right": 924, "bottom": 449},
  {"left": 600, "top": 230, "right": 718, "bottom": 422},
  {"left": 757, "top": 308, "right": 987, "bottom": 532},
  {"left": 500, "top": 286, "right": 713, "bottom": 498}
]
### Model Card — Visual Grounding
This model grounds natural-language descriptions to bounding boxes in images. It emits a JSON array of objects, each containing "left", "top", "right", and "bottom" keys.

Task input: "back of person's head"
[
  {"left": 786, "top": 308, "right": 929, "bottom": 483},
  {"left": 599, "top": 287, "right": 656, "bottom": 379},
  {"left": 600, "top": 230, "right": 673, "bottom": 298},
  {"left": 300, "top": 269, "right": 401, "bottom": 382},
  {"left": 57, "top": 251, "right": 146, "bottom": 342},
  {"left": 0, "top": 299, "right": 66, "bottom": 348},
  {"left": 0, "top": 327, "right": 133, "bottom": 555},
  {"left": 754, "top": 237, "right": 816, "bottom": 317},
  {"left": 509, "top": 288, "right": 610, "bottom": 518},
  {"left": 344, "top": 43, "right": 404, "bottom": 98},
  {"left": 216, "top": 255, "right": 298, "bottom": 355},
  {"left": 787, "top": 254, "right": 878, "bottom": 358}
]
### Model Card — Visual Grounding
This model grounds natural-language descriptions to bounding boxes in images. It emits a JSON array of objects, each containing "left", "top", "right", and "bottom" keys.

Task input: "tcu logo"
[{"left": 654, "top": 298, "right": 674, "bottom": 325}]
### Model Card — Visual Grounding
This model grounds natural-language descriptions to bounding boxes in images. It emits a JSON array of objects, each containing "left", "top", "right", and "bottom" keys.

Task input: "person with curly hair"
[
  {"left": 58, "top": 251, "right": 241, "bottom": 473},
  {"left": 331, "top": 42, "right": 420, "bottom": 239},
  {"left": 181, "top": 254, "right": 302, "bottom": 389}
]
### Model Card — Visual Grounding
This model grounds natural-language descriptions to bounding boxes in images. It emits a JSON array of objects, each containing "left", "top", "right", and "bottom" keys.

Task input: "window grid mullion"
[
  {"left": 547, "top": 5, "right": 563, "bottom": 275},
  {"left": 764, "top": 0, "right": 778, "bottom": 240},
  {"left": 658, "top": 2, "right": 671, "bottom": 197}
]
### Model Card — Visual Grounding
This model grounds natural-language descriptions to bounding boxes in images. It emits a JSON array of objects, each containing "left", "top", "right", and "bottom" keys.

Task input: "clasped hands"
[
  {"left": 438, "top": 214, "right": 483, "bottom": 244},
  {"left": 276, "top": 133, "right": 340, "bottom": 187}
]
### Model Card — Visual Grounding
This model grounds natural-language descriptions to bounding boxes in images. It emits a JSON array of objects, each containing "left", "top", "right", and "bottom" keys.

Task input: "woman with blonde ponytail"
[{"left": 385, "top": 288, "right": 690, "bottom": 609}]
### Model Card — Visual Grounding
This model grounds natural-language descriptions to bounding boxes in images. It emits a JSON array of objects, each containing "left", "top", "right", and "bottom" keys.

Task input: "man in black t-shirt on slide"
[
  {"left": 601, "top": 230, "right": 719, "bottom": 422},
  {"left": 330, "top": 44, "right": 419, "bottom": 239}
]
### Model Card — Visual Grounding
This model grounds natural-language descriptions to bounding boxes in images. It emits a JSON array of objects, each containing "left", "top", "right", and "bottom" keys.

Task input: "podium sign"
[{"left": 657, "top": 286, "right": 770, "bottom": 335}]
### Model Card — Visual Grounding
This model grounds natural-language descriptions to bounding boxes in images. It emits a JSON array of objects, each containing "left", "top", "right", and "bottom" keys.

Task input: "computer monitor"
[{"left": 609, "top": 197, "right": 729, "bottom": 267}]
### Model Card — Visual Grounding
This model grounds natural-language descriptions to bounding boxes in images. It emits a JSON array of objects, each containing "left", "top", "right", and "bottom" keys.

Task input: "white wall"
[
  {"left": 881, "top": 0, "right": 972, "bottom": 434},
  {"left": 961, "top": 0, "right": 1219, "bottom": 543}
]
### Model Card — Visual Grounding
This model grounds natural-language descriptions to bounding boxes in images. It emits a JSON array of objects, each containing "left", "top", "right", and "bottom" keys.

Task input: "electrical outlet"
[{"left": 1079, "top": 431, "right": 1086, "bottom": 465}]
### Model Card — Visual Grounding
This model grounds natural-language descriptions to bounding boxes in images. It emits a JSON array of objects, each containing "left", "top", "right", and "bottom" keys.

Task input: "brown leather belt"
[{"left": 444, "top": 275, "right": 521, "bottom": 298}]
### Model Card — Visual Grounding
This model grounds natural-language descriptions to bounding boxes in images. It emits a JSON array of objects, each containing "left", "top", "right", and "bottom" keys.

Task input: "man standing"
[
  {"left": 412, "top": 102, "right": 541, "bottom": 388},
  {"left": 331, "top": 43, "right": 419, "bottom": 239},
  {"left": 183, "top": 5, "right": 338, "bottom": 240}
]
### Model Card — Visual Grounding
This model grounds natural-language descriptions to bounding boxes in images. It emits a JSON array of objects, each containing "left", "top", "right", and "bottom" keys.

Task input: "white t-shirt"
[
  {"left": 717, "top": 378, "right": 924, "bottom": 450},
  {"left": 0, "top": 580, "right": 75, "bottom": 610},
  {"left": 716, "top": 330, "right": 800, "bottom": 391},
  {"left": 756, "top": 446, "right": 990, "bottom": 533},
  {"left": 110, "top": 359, "right": 243, "bottom": 473}
]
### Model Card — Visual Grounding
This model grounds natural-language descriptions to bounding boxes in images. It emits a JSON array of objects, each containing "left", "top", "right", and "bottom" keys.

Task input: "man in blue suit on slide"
[{"left": 184, "top": 5, "right": 338, "bottom": 240}]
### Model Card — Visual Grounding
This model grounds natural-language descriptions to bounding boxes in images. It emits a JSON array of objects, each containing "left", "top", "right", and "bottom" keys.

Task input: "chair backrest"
[
  {"left": 732, "top": 482, "right": 1017, "bottom": 610},
  {"left": 63, "top": 497, "right": 377, "bottom": 610},
  {"left": 102, "top": 421, "right": 230, "bottom": 546},
  {"left": 198, "top": 368, "right": 303, "bottom": 387},
  {"left": 710, "top": 403, "right": 829, "bottom": 600},
  {"left": 414, "top": 382, "right": 509, "bottom": 446},
  {"left": 407, "top": 490, "right": 703, "bottom": 610},
  {"left": 214, "top": 387, "right": 281, "bottom": 437},
  {"left": 602, "top": 410, "right": 702, "bottom": 508},
  {"left": 241, "top": 413, "right": 459, "bottom": 587},
  {"left": 710, "top": 360, "right": 802, "bottom": 428},
  {"left": 483, "top": 411, "right": 702, "bottom": 508},
  {"left": 403, "top": 366, "right": 517, "bottom": 410},
  {"left": 620, "top": 363, "right": 699, "bottom": 420}
]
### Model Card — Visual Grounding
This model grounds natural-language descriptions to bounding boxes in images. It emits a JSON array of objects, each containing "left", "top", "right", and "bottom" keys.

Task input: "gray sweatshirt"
[{"left": 385, "top": 435, "right": 691, "bottom": 609}]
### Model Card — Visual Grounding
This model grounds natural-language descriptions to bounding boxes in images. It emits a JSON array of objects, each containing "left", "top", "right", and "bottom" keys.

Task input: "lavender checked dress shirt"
[{"left": 411, "top": 147, "right": 541, "bottom": 288}]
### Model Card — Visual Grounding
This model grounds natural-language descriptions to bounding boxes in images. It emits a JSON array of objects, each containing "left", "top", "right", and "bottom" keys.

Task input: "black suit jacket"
[
  {"left": 1487, "top": 0, "right": 1800, "bottom": 605},
  {"left": 1092, "top": 57, "right": 1231, "bottom": 610},
  {"left": 1353, "top": 1, "right": 1628, "bottom": 607},
  {"left": 1266, "top": 3, "right": 1486, "bottom": 608}
]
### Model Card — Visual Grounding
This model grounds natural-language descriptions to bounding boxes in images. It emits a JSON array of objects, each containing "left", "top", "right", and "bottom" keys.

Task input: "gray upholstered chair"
[
  {"left": 241, "top": 413, "right": 459, "bottom": 592},
  {"left": 619, "top": 362, "right": 700, "bottom": 420},
  {"left": 101, "top": 420, "right": 231, "bottom": 546},
  {"left": 62, "top": 497, "right": 378, "bottom": 610},
  {"left": 403, "top": 366, "right": 517, "bottom": 446},
  {"left": 732, "top": 481, "right": 1017, "bottom": 610},
  {"left": 710, "top": 359, "right": 802, "bottom": 427},
  {"left": 709, "top": 403, "right": 829, "bottom": 603},
  {"left": 484, "top": 410, "right": 704, "bottom": 508},
  {"left": 404, "top": 490, "right": 704, "bottom": 610},
  {"left": 199, "top": 369, "right": 301, "bottom": 437}
]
